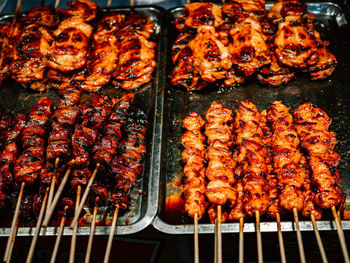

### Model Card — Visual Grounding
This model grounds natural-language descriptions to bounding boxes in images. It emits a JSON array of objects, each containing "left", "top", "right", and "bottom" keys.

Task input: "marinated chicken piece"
[
  {"left": 274, "top": 15, "right": 318, "bottom": 69},
  {"left": 228, "top": 181, "right": 246, "bottom": 220},
  {"left": 229, "top": 18, "right": 271, "bottom": 76},
  {"left": 81, "top": 34, "right": 119, "bottom": 92},
  {"left": 268, "top": 0, "right": 308, "bottom": 25},
  {"left": 302, "top": 188, "right": 323, "bottom": 220},
  {"left": 171, "top": 33, "right": 194, "bottom": 64},
  {"left": 20, "top": 6, "right": 59, "bottom": 28},
  {"left": 0, "top": 24, "right": 10, "bottom": 52},
  {"left": 59, "top": 0, "right": 98, "bottom": 22},
  {"left": 305, "top": 32, "right": 337, "bottom": 80},
  {"left": 188, "top": 26, "right": 232, "bottom": 82},
  {"left": 257, "top": 49, "right": 295, "bottom": 86},
  {"left": 208, "top": 204, "right": 228, "bottom": 223},
  {"left": 46, "top": 17, "right": 93, "bottom": 72},
  {"left": 11, "top": 24, "right": 51, "bottom": 88},
  {"left": 117, "top": 13, "right": 155, "bottom": 39},
  {"left": 112, "top": 33, "right": 156, "bottom": 90},
  {"left": 206, "top": 180, "right": 237, "bottom": 206},
  {"left": 184, "top": 3, "right": 223, "bottom": 29},
  {"left": 95, "top": 14, "right": 125, "bottom": 37},
  {"left": 223, "top": 0, "right": 266, "bottom": 23},
  {"left": 171, "top": 45, "right": 203, "bottom": 91}
]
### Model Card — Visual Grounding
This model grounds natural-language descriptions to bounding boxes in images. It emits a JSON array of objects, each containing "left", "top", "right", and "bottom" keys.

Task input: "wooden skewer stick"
[
  {"left": 256, "top": 211, "right": 263, "bottom": 263},
  {"left": 69, "top": 185, "right": 81, "bottom": 263},
  {"left": 54, "top": 0, "right": 60, "bottom": 8},
  {"left": 239, "top": 217, "right": 244, "bottom": 263},
  {"left": 3, "top": 181, "right": 25, "bottom": 262},
  {"left": 217, "top": 205, "right": 222, "bottom": 263},
  {"left": 43, "top": 167, "right": 71, "bottom": 227},
  {"left": 26, "top": 187, "right": 49, "bottom": 263},
  {"left": 6, "top": 220, "right": 19, "bottom": 263},
  {"left": 47, "top": 158, "right": 60, "bottom": 211},
  {"left": 332, "top": 206, "right": 350, "bottom": 263},
  {"left": 103, "top": 205, "right": 119, "bottom": 263},
  {"left": 50, "top": 206, "right": 68, "bottom": 263},
  {"left": 276, "top": 213, "right": 286, "bottom": 263},
  {"left": 310, "top": 215, "right": 328, "bottom": 263},
  {"left": 70, "top": 163, "right": 100, "bottom": 228},
  {"left": 106, "top": 0, "right": 112, "bottom": 8},
  {"left": 85, "top": 197, "right": 99, "bottom": 263},
  {"left": 194, "top": 213, "right": 199, "bottom": 263},
  {"left": 293, "top": 208, "right": 306, "bottom": 263},
  {"left": 214, "top": 218, "right": 218, "bottom": 263}
]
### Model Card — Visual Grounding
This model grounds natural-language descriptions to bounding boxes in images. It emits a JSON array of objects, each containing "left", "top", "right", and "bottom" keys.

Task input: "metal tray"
[
  {"left": 152, "top": 2, "right": 350, "bottom": 234},
  {"left": 0, "top": 5, "right": 166, "bottom": 236}
]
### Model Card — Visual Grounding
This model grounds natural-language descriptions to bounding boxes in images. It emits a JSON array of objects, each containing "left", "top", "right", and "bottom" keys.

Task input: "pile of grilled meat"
[
  {"left": 0, "top": 85, "right": 148, "bottom": 224},
  {"left": 0, "top": 0, "right": 156, "bottom": 92},
  {"left": 182, "top": 101, "right": 345, "bottom": 223},
  {"left": 171, "top": 0, "right": 337, "bottom": 91}
]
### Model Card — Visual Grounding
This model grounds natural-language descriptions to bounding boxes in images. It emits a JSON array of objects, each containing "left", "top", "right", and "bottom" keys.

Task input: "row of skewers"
[
  {"left": 0, "top": 84, "right": 148, "bottom": 262},
  {"left": 182, "top": 100, "right": 349, "bottom": 263},
  {"left": 171, "top": 0, "right": 337, "bottom": 91},
  {"left": 0, "top": 0, "right": 156, "bottom": 92}
]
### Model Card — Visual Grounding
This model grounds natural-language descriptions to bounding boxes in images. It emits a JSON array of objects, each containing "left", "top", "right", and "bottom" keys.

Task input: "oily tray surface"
[{"left": 153, "top": 2, "right": 350, "bottom": 234}]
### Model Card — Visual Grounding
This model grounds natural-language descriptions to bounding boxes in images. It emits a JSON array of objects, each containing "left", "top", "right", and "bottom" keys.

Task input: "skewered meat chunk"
[
  {"left": 57, "top": 85, "right": 82, "bottom": 108},
  {"left": 93, "top": 93, "right": 134, "bottom": 170},
  {"left": 69, "top": 124, "right": 98, "bottom": 168},
  {"left": 110, "top": 110, "right": 147, "bottom": 209},
  {"left": 182, "top": 112, "right": 208, "bottom": 219},
  {"left": 0, "top": 24, "right": 10, "bottom": 52},
  {"left": 95, "top": 14, "right": 125, "bottom": 36},
  {"left": 229, "top": 18, "right": 271, "bottom": 76},
  {"left": 188, "top": 26, "right": 232, "bottom": 82},
  {"left": 70, "top": 168, "right": 92, "bottom": 190},
  {"left": 20, "top": 6, "right": 59, "bottom": 28},
  {"left": 14, "top": 97, "right": 53, "bottom": 185},
  {"left": 234, "top": 101, "right": 269, "bottom": 216},
  {"left": 294, "top": 103, "right": 345, "bottom": 209},
  {"left": 184, "top": 3, "right": 223, "bottom": 29},
  {"left": 274, "top": 15, "right": 318, "bottom": 69},
  {"left": 59, "top": 0, "right": 98, "bottom": 22}
]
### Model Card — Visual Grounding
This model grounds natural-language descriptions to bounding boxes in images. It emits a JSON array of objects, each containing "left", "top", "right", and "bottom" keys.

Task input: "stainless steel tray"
[
  {"left": 152, "top": 2, "right": 350, "bottom": 234},
  {"left": 0, "top": 5, "right": 166, "bottom": 236}
]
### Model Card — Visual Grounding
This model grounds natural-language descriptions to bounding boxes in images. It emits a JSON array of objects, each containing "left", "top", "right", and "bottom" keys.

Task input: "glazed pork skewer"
[
  {"left": 294, "top": 102, "right": 349, "bottom": 263},
  {"left": 266, "top": 101, "right": 311, "bottom": 263},
  {"left": 4, "top": 96, "right": 53, "bottom": 263},
  {"left": 233, "top": 100, "right": 270, "bottom": 263},
  {"left": 204, "top": 102, "right": 237, "bottom": 263},
  {"left": 182, "top": 112, "right": 209, "bottom": 263},
  {"left": 105, "top": 109, "right": 148, "bottom": 263},
  {"left": 260, "top": 109, "right": 287, "bottom": 263},
  {"left": 43, "top": 86, "right": 82, "bottom": 227},
  {"left": 70, "top": 93, "right": 134, "bottom": 228}
]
